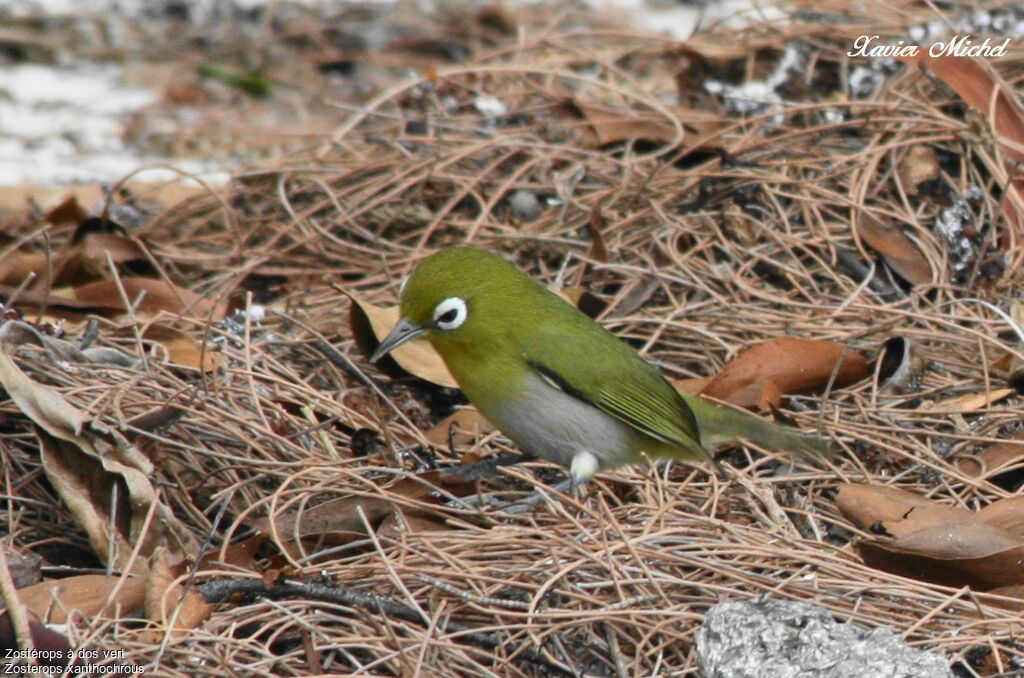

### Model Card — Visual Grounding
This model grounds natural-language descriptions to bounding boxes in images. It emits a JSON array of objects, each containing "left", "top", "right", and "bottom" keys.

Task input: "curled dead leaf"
[
  {"left": 858, "top": 522, "right": 1024, "bottom": 590},
  {"left": 977, "top": 496, "right": 1024, "bottom": 541},
  {"left": 902, "top": 54, "right": 1024, "bottom": 164},
  {"left": 71, "top": 277, "right": 226, "bottom": 321},
  {"left": 924, "top": 388, "right": 1014, "bottom": 414},
  {"left": 145, "top": 546, "right": 214, "bottom": 634},
  {"left": 425, "top": 407, "right": 493, "bottom": 446},
  {"left": 699, "top": 336, "right": 870, "bottom": 409},
  {"left": 0, "top": 323, "right": 89, "bottom": 439},
  {"left": 347, "top": 292, "right": 457, "bottom": 388},
  {"left": 896, "top": 145, "right": 940, "bottom": 195},
  {"left": 957, "top": 431, "right": 1024, "bottom": 481},
  {"left": 834, "top": 483, "right": 973, "bottom": 537},
  {"left": 16, "top": 574, "right": 146, "bottom": 624},
  {"left": 142, "top": 324, "right": 220, "bottom": 371},
  {"left": 856, "top": 213, "right": 931, "bottom": 286},
  {"left": 256, "top": 472, "right": 457, "bottom": 558},
  {"left": 0, "top": 323, "right": 197, "bottom": 570},
  {"left": 573, "top": 97, "right": 680, "bottom": 146}
]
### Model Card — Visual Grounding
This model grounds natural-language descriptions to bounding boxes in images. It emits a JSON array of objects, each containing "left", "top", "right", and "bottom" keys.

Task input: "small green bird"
[{"left": 371, "top": 246, "right": 829, "bottom": 480}]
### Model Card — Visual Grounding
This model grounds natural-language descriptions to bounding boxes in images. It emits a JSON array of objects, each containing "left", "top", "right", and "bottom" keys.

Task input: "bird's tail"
[{"left": 679, "top": 391, "right": 832, "bottom": 459}]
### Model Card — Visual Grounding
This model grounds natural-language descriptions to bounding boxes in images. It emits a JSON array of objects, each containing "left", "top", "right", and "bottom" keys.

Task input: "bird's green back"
[{"left": 400, "top": 247, "right": 707, "bottom": 462}]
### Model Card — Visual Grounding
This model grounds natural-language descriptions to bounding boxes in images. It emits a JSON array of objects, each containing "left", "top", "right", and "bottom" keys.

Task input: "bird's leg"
[{"left": 570, "top": 450, "right": 599, "bottom": 484}]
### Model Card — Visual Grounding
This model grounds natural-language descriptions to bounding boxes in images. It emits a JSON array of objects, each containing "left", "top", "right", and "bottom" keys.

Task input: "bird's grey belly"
[{"left": 489, "top": 371, "right": 634, "bottom": 470}]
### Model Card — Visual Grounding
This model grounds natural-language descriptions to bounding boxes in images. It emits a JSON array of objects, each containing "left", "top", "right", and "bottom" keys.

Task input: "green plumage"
[{"left": 376, "top": 246, "right": 829, "bottom": 477}]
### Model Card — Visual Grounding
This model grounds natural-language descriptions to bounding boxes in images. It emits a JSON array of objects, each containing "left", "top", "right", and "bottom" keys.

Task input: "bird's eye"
[{"left": 432, "top": 297, "right": 467, "bottom": 330}]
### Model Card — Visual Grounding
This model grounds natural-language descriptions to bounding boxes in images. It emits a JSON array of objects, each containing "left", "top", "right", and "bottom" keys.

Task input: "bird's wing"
[{"left": 524, "top": 350, "right": 703, "bottom": 454}]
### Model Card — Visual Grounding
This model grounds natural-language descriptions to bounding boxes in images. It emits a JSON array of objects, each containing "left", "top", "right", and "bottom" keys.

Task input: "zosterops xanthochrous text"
[{"left": 371, "top": 247, "right": 829, "bottom": 480}]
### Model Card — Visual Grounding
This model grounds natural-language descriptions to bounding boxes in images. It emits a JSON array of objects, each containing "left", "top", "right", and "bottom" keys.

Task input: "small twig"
[{"left": 196, "top": 578, "right": 574, "bottom": 676}]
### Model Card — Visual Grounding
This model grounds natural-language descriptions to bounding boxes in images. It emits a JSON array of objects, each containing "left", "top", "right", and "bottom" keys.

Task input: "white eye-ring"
[
  {"left": 433, "top": 297, "right": 467, "bottom": 330},
  {"left": 398, "top": 275, "right": 410, "bottom": 296}
]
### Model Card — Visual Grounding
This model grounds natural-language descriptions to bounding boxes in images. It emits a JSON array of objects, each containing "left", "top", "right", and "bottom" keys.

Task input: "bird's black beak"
[{"left": 370, "top": 317, "right": 427, "bottom": 363}]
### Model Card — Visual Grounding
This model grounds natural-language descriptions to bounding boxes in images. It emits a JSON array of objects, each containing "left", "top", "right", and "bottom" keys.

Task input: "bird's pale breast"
[{"left": 487, "top": 369, "right": 637, "bottom": 470}]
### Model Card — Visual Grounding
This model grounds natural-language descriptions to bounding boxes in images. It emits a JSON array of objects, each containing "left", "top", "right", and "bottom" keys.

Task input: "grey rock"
[{"left": 695, "top": 594, "right": 953, "bottom": 678}]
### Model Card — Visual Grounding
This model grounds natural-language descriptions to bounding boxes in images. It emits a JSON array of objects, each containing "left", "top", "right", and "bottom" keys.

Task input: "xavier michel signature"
[{"left": 848, "top": 34, "right": 1011, "bottom": 58}]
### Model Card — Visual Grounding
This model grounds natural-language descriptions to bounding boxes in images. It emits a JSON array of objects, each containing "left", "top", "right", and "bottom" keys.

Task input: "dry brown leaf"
[
  {"left": 858, "top": 523, "right": 1024, "bottom": 590},
  {"left": 977, "top": 496, "right": 1024, "bottom": 541},
  {"left": 924, "top": 387, "right": 1014, "bottom": 413},
  {"left": 834, "top": 483, "right": 973, "bottom": 536},
  {"left": 347, "top": 292, "right": 457, "bottom": 388},
  {"left": 0, "top": 324, "right": 89, "bottom": 439},
  {"left": 0, "top": 320, "right": 197, "bottom": 570},
  {"left": 258, "top": 472, "right": 449, "bottom": 555},
  {"left": 71, "top": 277, "right": 226, "bottom": 321},
  {"left": 698, "top": 337, "right": 870, "bottom": 409},
  {"left": 674, "top": 376, "right": 714, "bottom": 395},
  {"left": 887, "top": 522, "right": 1019, "bottom": 559},
  {"left": 425, "top": 407, "right": 493, "bottom": 446},
  {"left": 52, "top": 233, "right": 149, "bottom": 287},
  {"left": 377, "top": 509, "right": 451, "bottom": 540},
  {"left": 44, "top": 195, "right": 89, "bottom": 226},
  {"left": 978, "top": 585, "right": 1024, "bottom": 612},
  {"left": 37, "top": 426, "right": 197, "bottom": 572},
  {"left": 901, "top": 53, "right": 1024, "bottom": 233},
  {"left": 16, "top": 574, "right": 146, "bottom": 624},
  {"left": 902, "top": 54, "right": 1024, "bottom": 164},
  {"left": 958, "top": 431, "right": 1024, "bottom": 479},
  {"left": 896, "top": 144, "right": 940, "bottom": 195},
  {"left": 573, "top": 98, "right": 680, "bottom": 146},
  {"left": 0, "top": 249, "right": 50, "bottom": 287},
  {"left": 145, "top": 547, "right": 214, "bottom": 634},
  {"left": 143, "top": 324, "right": 220, "bottom": 371},
  {"left": 856, "top": 213, "right": 931, "bottom": 285}
]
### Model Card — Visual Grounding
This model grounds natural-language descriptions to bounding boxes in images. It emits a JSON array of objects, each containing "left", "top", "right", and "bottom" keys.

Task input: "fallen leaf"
[
  {"left": 573, "top": 98, "right": 680, "bottom": 146},
  {"left": 856, "top": 213, "right": 931, "bottom": 285},
  {"left": 924, "top": 387, "right": 1014, "bottom": 413},
  {"left": 52, "top": 232, "right": 150, "bottom": 287},
  {"left": 978, "top": 585, "right": 1024, "bottom": 612},
  {"left": 0, "top": 322, "right": 197, "bottom": 571},
  {"left": 44, "top": 195, "right": 88, "bottom": 226},
  {"left": 674, "top": 376, "right": 714, "bottom": 395},
  {"left": 142, "top": 324, "right": 220, "bottom": 371},
  {"left": 858, "top": 523, "right": 1024, "bottom": 590},
  {"left": 896, "top": 144, "right": 940, "bottom": 194},
  {"left": 901, "top": 54, "right": 1024, "bottom": 164},
  {"left": 257, "top": 472, "right": 454, "bottom": 557},
  {"left": 0, "top": 249, "right": 50, "bottom": 287},
  {"left": 425, "top": 407, "right": 493, "bottom": 446},
  {"left": 835, "top": 483, "right": 973, "bottom": 537},
  {"left": 15, "top": 574, "right": 146, "bottom": 624},
  {"left": 958, "top": 431, "right": 1024, "bottom": 480},
  {"left": 901, "top": 54, "right": 1024, "bottom": 233},
  {"left": 977, "top": 496, "right": 1024, "bottom": 541},
  {"left": 699, "top": 337, "right": 870, "bottom": 409},
  {"left": 145, "top": 546, "right": 214, "bottom": 634},
  {"left": 0, "top": 324, "right": 89, "bottom": 439},
  {"left": 71, "top": 277, "right": 226, "bottom": 321},
  {"left": 377, "top": 508, "right": 451, "bottom": 540},
  {"left": 348, "top": 292, "right": 457, "bottom": 388}
]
